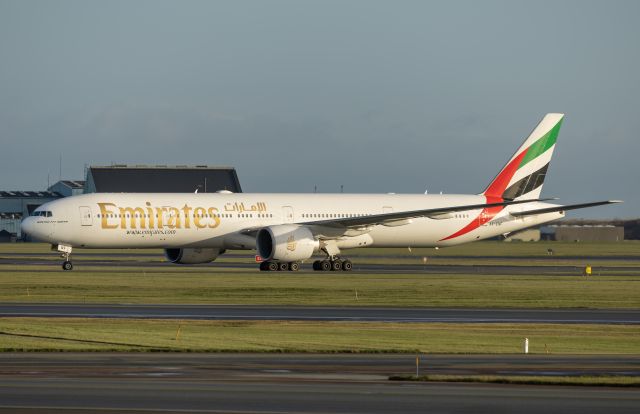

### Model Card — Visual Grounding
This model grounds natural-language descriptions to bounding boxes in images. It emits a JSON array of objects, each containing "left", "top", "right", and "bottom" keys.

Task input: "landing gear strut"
[
  {"left": 56, "top": 244, "right": 73, "bottom": 271},
  {"left": 310, "top": 243, "right": 353, "bottom": 272}
]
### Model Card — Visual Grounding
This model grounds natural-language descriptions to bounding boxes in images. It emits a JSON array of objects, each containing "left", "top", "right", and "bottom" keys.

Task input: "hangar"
[
  {"left": 85, "top": 165, "right": 242, "bottom": 193},
  {"left": 1, "top": 165, "right": 242, "bottom": 240}
]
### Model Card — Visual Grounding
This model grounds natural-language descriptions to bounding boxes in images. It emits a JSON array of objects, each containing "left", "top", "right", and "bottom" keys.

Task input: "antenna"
[
  {"left": 314, "top": 185, "right": 317, "bottom": 193},
  {"left": 59, "top": 154, "right": 62, "bottom": 182},
  {"left": 340, "top": 185, "right": 344, "bottom": 193}
]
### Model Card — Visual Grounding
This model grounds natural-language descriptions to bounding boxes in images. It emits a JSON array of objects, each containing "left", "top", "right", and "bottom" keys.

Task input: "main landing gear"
[
  {"left": 55, "top": 244, "right": 74, "bottom": 271},
  {"left": 258, "top": 258, "right": 353, "bottom": 272},
  {"left": 312, "top": 257, "right": 353, "bottom": 272},
  {"left": 313, "top": 244, "right": 353, "bottom": 271},
  {"left": 259, "top": 261, "right": 300, "bottom": 272}
]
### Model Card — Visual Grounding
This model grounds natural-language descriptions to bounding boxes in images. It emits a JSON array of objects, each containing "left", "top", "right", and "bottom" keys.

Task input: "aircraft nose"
[
  {"left": 21, "top": 217, "right": 35, "bottom": 238},
  {"left": 20, "top": 217, "right": 40, "bottom": 240}
]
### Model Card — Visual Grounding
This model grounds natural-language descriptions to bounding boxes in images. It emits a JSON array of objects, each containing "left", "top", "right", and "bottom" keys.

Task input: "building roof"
[
  {"left": 0, "top": 191, "right": 63, "bottom": 198},
  {"left": 86, "top": 165, "right": 242, "bottom": 193},
  {"left": 57, "top": 180, "right": 85, "bottom": 189}
]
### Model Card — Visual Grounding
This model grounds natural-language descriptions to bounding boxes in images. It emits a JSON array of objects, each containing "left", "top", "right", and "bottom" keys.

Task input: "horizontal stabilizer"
[{"left": 510, "top": 200, "right": 622, "bottom": 217}]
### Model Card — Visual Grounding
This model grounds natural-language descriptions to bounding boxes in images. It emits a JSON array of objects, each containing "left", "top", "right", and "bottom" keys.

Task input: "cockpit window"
[{"left": 32, "top": 211, "right": 53, "bottom": 217}]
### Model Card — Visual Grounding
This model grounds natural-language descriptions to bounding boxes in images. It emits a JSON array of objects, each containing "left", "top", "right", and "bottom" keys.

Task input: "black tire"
[
  {"left": 259, "top": 261, "right": 268, "bottom": 271},
  {"left": 342, "top": 260, "right": 353, "bottom": 271},
  {"left": 267, "top": 261, "right": 279, "bottom": 271},
  {"left": 289, "top": 262, "right": 299, "bottom": 271},
  {"left": 331, "top": 260, "right": 342, "bottom": 271},
  {"left": 320, "top": 260, "right": 331, "bottom": 271},
  {"left": 62, "top": 261, "right": 73, "bottom": 271},
  {"left": 313, "top": 260, "right": 321, "bottom": 271},
  {"left": 278, "top": 261, "right": 289, "bottom": 271}
]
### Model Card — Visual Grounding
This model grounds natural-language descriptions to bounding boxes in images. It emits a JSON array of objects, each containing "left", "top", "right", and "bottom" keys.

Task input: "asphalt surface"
[
  {"left": 0, "top": 353, "right": 638, "bottom": 414},
  {"left": 3, "top": 255, "right": 640, "bottom": 275},
  {"left": 2, "top": 250, "right": 639, "bottom": 413},
  {"left": 2, "top": 303, "right": 639, "bottom": 324}
]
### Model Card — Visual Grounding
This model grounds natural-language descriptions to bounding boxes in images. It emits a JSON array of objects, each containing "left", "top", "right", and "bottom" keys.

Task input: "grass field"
[
  {"left": 0, "top": 318, "right": 638, "bottom": 353},
  {"left": 1, "top": 242, "right": 639, "bottom": 308},
  {"left": 1, "top": 242, "right": 639, "bottom": 355}
]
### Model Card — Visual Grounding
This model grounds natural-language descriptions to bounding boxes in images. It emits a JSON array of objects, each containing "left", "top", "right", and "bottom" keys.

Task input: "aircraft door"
[
  {"left": 79, "top": 206, "right": 93, "bottom": 226},
  {"left": 282, "top": 206, "right": 294, "bottom": 223}
]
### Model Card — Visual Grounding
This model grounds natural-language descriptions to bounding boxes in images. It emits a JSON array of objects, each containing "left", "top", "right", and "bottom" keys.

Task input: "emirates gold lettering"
[
  {"left": 98, "top": 203, "right": 119, "bottom": 229},
  {"left": 193, "top": 207, "right": 206, "bottom": 228},
  {"left": 96, "top": 202, "right": 246, "bottom": 230}
]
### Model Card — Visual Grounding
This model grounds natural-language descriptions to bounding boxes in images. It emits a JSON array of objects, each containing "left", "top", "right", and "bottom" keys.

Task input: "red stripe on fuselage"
[
  {"left": 439, "top": 196, "right": 504, "bottom": 241},
  {"left": 440, "top": 147, "right": 529, "bottom": 242}
]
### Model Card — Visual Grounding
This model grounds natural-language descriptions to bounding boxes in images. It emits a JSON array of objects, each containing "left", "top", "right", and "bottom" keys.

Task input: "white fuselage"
[{"left": 21, "top": 192, "right": 563, "bottom": 250}]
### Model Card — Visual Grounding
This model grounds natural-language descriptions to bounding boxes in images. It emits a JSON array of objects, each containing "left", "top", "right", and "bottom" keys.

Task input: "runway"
[
  {"left": 0, "top": 354, "right": 638, "bottom": 413},
  {"left": 1, "top": 303, "right": 638, "bottom": 324},
  {"left": 3, "top": 255, "right": 640, "bottom": 275}
]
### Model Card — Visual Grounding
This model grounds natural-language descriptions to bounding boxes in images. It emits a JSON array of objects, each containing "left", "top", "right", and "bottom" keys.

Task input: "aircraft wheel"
[
  {"left": 278, "top": 261, "right": 289, "bottom": 271},
  {"left": 62, "top": 261, "right": 73, "bottom": 271},
  {"left": 289, "top": 262, "right": 300, "bottom": 271},
  {"left": 320, "top": 260, "right": 331, "bottom": 271},
  {"left": 342, "top": 260, "right": 353, "bottom": 271},
  {"left": 331, "top": 259, "right": 342, "bottom": 271},
  {"left": 267, "top": 261, "right": 279, "bottom": 272},
  {"left": 259, "top": 261, "right": 269, "bottom": 271},
  {"left": 313, "top": 260, "right": 321, "bottom": 271}
]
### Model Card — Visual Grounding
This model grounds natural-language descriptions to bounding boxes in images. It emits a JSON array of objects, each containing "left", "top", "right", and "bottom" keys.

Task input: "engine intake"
[
  {"left": 164, "top": 248, "right": 224, "bottom": 264},
  {"left": 256, "top": 224, "right": 319, "bottom": 262}
]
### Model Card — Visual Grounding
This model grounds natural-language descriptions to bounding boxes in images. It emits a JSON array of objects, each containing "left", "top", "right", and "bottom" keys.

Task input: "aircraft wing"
[
  {"left": 509, "top": 200, "right": 622, "bottom": 217},
  {"left": 300, "top": 198, "right": 546, "bottom": 229}
]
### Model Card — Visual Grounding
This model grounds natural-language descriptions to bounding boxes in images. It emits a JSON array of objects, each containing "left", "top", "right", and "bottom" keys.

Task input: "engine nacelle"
[
  {"left": 164, "top": 248, "right": 224, "bottom": 264},
  {"left": 256, "top": 224, "right": 319, "bottom": 262}
]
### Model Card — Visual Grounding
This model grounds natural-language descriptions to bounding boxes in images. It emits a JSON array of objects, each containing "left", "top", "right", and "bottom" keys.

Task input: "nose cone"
[
  {"left": 21, "top": 216, "right": 47, "bottom": 241},
  {"left": 21, "top": 217, "right": 35, "bottom": 238}
]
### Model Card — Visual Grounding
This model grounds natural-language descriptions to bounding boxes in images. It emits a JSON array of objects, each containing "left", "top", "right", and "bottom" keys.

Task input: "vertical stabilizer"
[{"left": 483, "top": 113, "right": 564, "bottom": 200}]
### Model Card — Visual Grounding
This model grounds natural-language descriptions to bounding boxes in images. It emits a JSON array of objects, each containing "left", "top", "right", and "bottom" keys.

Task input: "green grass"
[
  {"left": 0, "top": 269, "right": 639, "bottom": 308},
  {"left": 389, "top": 374, "right": 640, "bottom": 387},
  {"left": 1, "top": 242, "right": 639, "bottom": 308},
  {"left": 1, "top": 318, "right": 638, "bottom": 353}
]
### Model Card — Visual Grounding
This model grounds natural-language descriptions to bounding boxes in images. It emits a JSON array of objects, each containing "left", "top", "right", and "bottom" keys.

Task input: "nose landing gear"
[{"left": 54, "top": 244, "right": 74, "bottom": 271}]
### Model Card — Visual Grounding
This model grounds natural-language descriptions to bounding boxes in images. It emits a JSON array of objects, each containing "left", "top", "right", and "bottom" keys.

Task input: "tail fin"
[{"left": 483, "top": 113, "right": 564, "bottom": 200}]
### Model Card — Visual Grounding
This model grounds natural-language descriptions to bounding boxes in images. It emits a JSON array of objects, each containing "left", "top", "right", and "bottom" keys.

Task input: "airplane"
[{"left": 21, "top": 113, "right": 620, "bottom": 272}]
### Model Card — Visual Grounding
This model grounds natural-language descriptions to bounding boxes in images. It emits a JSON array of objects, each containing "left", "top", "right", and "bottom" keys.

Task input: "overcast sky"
[{"left": 1, "top": 0, "right": 638, "bottom": 218}]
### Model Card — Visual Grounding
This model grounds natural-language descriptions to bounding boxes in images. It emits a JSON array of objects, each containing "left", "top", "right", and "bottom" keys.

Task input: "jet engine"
[
  {"left": 256, "top": 224, "right": 319, "bottom": 262},
  {"left": 164, "top": 248, "right": 224, "bottom": 264}
]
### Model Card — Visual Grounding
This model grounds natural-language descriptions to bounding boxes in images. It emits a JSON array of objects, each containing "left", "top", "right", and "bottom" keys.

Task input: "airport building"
[
  {"left": 84, "top": 165, "right": 242, "bottom": 193},
  {"left": 0, "top": 191, "right": 64, "bottom": 240},
  {"left": 48, "top": 180, "right": 86, "bottom": 197},
  {"left": 545, "top": 224, "right": 625, "bottom": 242},
  {"left": 0, "top": 165, "right": 242, "bottom": 241}
]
